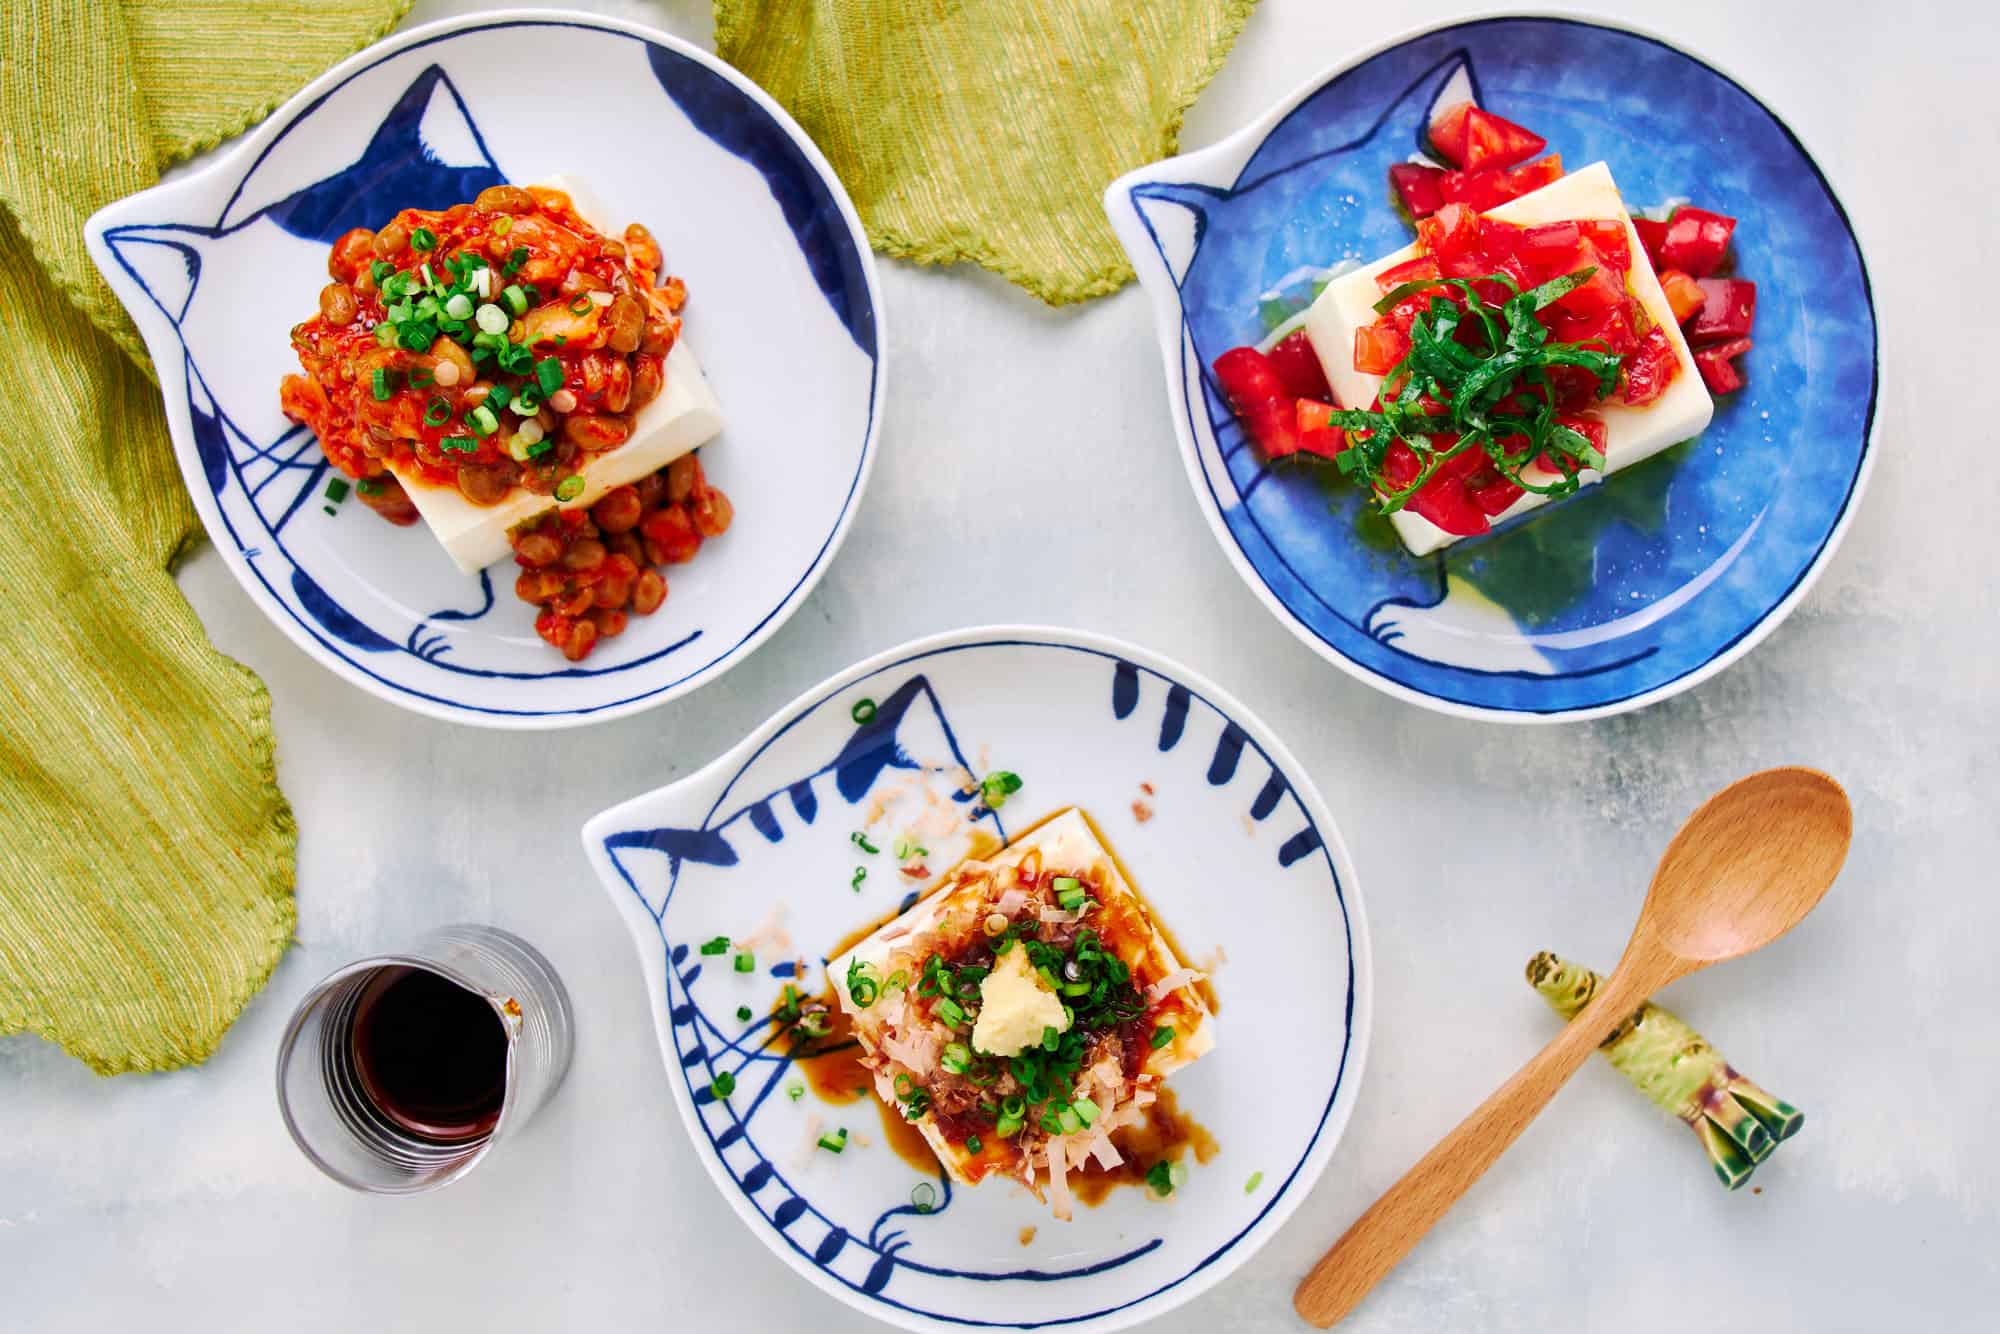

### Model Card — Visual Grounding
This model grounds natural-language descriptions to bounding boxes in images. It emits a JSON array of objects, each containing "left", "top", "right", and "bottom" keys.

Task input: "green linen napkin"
[
  {"left": 0, "top": 0, "right": 408, "bottom": 1074},
  {"left": 714, "top": 0, "right": 1260, "bottom": 304}
]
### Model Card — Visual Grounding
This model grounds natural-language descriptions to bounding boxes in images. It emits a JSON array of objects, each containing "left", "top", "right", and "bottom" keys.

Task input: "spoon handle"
[{"left": 1293, "top": 957, "right": 1669, "bottom": 1327}]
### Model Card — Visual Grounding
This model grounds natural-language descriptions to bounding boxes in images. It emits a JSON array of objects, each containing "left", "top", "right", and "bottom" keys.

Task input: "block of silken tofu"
[
  {"left": 829, "top": 809, "right": 1215, "bottom": 1217},
  {"left": 1301, "top": 162, "right": 1713, "bottom": 557},
  {"left": 398, "top": 175, "right": 725, "bottom": 573}
]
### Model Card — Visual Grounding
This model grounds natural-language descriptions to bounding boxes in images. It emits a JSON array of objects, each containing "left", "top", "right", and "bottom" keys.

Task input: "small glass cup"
[{"left": 275, "top": 924, "right": 573, "bottom": 1194}]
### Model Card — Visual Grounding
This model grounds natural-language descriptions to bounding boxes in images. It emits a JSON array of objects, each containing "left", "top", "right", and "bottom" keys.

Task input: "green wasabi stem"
[{"left": 1526, "top": 951, "right": 1803, "bottom": 1191}]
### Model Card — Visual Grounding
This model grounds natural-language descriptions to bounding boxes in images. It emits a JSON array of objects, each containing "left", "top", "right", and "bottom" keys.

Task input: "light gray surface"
[{"left": 3, "top": 0, "right": 1994, "bottom": 1329}]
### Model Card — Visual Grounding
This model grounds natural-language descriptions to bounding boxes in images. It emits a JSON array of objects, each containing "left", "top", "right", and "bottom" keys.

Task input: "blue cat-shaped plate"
[
  {"left": 85, "top": 11, "right": 883, "bottom": 727},
  {"left": 582, "top": 626, "right": 1370, "bottom": 1331},
  {"left": 1105, "top": 16, "right": 1877, "bottom": 722}
]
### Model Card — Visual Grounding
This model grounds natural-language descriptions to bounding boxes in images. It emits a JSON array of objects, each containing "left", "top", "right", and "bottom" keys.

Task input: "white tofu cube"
[
  {"left": 1301, "top": 162, "right": 1712, "bottom": 556},
  {"left": 395, "top": 175, "right": 725, "bottom": 573}
]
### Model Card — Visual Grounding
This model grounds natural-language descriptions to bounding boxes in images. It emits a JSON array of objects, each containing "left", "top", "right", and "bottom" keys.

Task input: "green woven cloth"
[
  {"left": 0, "top": 0, "right": 408, "bottom": 1074},
  {"left": 715, "top": 0, "right": 1259, "bottom": 304}
]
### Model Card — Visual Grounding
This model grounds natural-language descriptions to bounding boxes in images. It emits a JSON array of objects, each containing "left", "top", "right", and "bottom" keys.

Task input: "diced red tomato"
[
  {"left": 1212, "top": 346, "right": 1302, "bottom": 456},
  {"left": 1416, "top": 203, "right": 1481, "bottom": 269},
  {"left": 1657, "top": 207, "right": 1736, "bottom": 278},
  {"left": 1619, "top": 325, "right": 1679, "bottom": 406},
  {"left": 1516, "top": 220, "right": 1580, "bottom": 276},
  {"left": 1550, "top": 240, "right": 1628, "bottom": 317},
  {"left": 1382, "top": 437, "right": 1491, "bottom": 537},
  {"left": 1212, "top": 346, "right": 1289, "bottom": 412},
  {"left": 1632, "top": 216, "right": 1671, "bottom": 273},
  {"left": 1266, "top": 328, "right": 1334, "bottom": 400},
  {"left": 1575, "top": 221, "right": 1631, "bottom": 273},
  {"left": 1558, "top": 414, "right": 1609, "bottom": 464},
  {"left": 1428, "top": 100, "right": 1475, "bottom": 168},
  {"left": 1687, "top": 278, "right": 1756, "bottom": 343},
  {"left": 1694, "top": 337, "right": 1751, "bottom": 394},
  {"left": 1659, "top": 268, "right": 1706, "bottom": 324},
  {"left": 1464, "top": 462, "right": 1525, "bottom": 516},
  {"left": 1353, "top": 324, "right": 1411, "bottom": 376},
  {"left": 1438, "top": 154, "right": 1563, "bottom": 212},
  {"left": 1389, "top": 162, "right": 1447, "bottom": 219},
  {"left": 1460, "top": 107, "right": 1549, "bottom": 171},
  {"left": 1293, "top": 400, "right": 1347, "bottom": 459},
  {"left": 1547, "top": 301, "right": 1637, "bottom": 356},
  {"left": 1376, "top": 254, "right": 1441, "bottom": 294}
]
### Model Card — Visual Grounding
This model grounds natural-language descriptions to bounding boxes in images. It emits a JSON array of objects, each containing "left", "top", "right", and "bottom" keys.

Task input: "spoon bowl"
[{"left": 1640, "top": 767, "right": 1853, "bottom": 964}]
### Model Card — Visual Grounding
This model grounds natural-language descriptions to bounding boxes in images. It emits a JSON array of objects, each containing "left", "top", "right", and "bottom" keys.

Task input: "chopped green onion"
[
  {"left": 504, "top": 246, "right": 529, "bottom": 275},
  {"left": 444, "top": 292, "right": 474, "bottom": 321},
  {"left": 417, "top": 263, "right": 436, "bottom": 291},
  {"left": 385, "top": 300, "right": 415, "bottom": 323},
  {"left": 492, "top": 216, "right": 512, "bottom": 237},
  {"left": 851, "top": 867, "right": 866, "bottom": 891},
  {"left": 475, "top": 303, "right": 509, "bottom": 336},
  {"left": 498, "top": 342, "right": 535, "bottom": 375},
  {"left": 852, "top": 832, "right": 879, "bottom": 854},
  {"left": 554, "top": 474, "right": 584, "bottom": 503},
  {"left": 816, "top": 1129, "right": 848, "bottom": 1154},
  {"left": 534, "top": 357, "right": 564, "bottom": 396},
  {"left": 851, "top": 698, "right": 877, "bottom": 724},
  {"left": 1040, "top": 1025, "right": 1060, "bottom": 1052},
  {"left": 501, "top": 283, "right": 530, "bottom": 317},
  {"left": 733, "top": 951, "right": 755, "bottom": 974},
  {"left": 373, "top": 322, "right": 398, "bottom": 347},
  {"left": 935, "top": 997, "right": 966, "bottom": 1029},
  {"left": 422, "top": 397, "right": 451, "bottom": 427},
  {"left": 847, "top": 958, "right": 881, "bottom": 1009},
  {"left": 940, "top": 1043, "right": 971, "bottom": 1074},
  {"left": 466, "top": 404, "right": 499, "bottom": 437},
  {"left": 966, "top": 1134, "right": 983, "bottom": 1153},
  {"left": 910, "top": 1181, "right": 938, "bottom": 1214},
  {"left": 567, "top": 294, "right": 594, "bottom": 316},
  {"left": 370, "top": 367, "right": 396, "bottom": 401},
  {"left": 486, "top": 383, "right": 513, "bottom": 412},
  {"left": 980, "top": 771, "right": 1024, "bottom": 809},
  {"left": 1245, "top": 1171, "right": 1264, "bottom": 1194},
  {"left": 1146, "top": 1161, "right": 1174, "bottom": 1196},
  {"left": 398, "top": 322, "right": 437, "bottom": 352},
  {"left": 786, "top": 1082, "right": 805, "bottom": 1102},
  {"left": 699, "top": 936, "right": 731, "bottom": 955},
  {"left": 893, "top": 836, "right": 927, "bottom": 861},
  {"left": 735, "top": 1006, "right": 753, "bottom": 1022},
  {"left": 526, "top": 438, "right": 553, "bottom": 459},
  {"left": 1150, "top": 1025, "right": 1176, "bottom": 1049},
  {"left": 355, "top": 478, "right": 382, "bottom": 496},
  {"left": 1057, "top": 1105, "right": 1082, "bottom": 1135},
  {"left": 370, "top": 260, "right": 394, "bottom": 284},
  {"left": 1073, "top": 1098, "right": 1099, "bottom": 1127},
  {"left": 407, "top": 366, "right": 435, "bottom": 389},
  {"left": 324, "top": 478, "right": 350, "bottom": 503},
  {"left": 708, "top": 1071, "right": 736, "bottom": 1100},
  {"left": 411, "top": 226, "right": 436, "bottom": 252},
  {"left": 440, "top": 436, "right": 477, "bottom": 454}
]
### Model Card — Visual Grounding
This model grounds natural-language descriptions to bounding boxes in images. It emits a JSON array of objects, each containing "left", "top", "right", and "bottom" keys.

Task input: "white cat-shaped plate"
[{"left": 86, "top": 10, "right": 883, "bottom": 727}]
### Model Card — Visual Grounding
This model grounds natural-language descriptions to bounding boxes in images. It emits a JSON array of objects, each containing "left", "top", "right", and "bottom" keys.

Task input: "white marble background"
[{"left": 4, "top": 1, "right": 1994, "bottom": 1329}]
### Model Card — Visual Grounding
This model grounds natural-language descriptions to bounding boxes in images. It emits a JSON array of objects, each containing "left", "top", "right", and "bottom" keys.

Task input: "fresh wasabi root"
[{"left": 1526, "top": 951, "right": 1804, "bottom": 1190}]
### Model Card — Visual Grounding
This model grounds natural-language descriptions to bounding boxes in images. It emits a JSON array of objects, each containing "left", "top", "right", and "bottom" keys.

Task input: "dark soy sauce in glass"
[{"left": 351, "top": 966, "right": 508, "bottom": 1142}]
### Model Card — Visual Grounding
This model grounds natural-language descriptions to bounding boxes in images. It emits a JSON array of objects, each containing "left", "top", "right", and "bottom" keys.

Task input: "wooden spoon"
[{"left": 1294, "top": 767, "right": 1851, "bottom": 1327}]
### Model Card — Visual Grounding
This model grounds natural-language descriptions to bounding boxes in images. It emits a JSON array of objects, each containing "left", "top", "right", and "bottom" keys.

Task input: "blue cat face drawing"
[{"left": 1111, "top": 17, "right": 1875, "bottom": 717}]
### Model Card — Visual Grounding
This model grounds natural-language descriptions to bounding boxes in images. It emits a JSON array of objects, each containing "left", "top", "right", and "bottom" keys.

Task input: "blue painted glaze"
[{"left": 1120, "top": 17, "right": 1874, "bottom": 716}]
